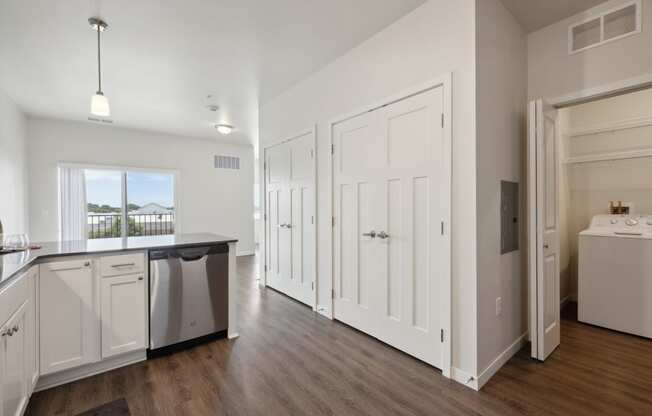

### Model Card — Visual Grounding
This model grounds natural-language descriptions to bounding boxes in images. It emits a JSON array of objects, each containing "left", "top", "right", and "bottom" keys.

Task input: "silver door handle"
[
  {"left": 377, "top": 231, "right": 389, "bottom": 239},
  {"left": 12, "top": 325, "right": 19, "bottom": 334},
  {"left": 278, "top": 223, "right": 286, "bottom": 228},
  {"left": 285, "top": 223, "right": 292, "bottom": 229},
  {"left": 362, "top": 230, "right": 376, "bottom": 238}
]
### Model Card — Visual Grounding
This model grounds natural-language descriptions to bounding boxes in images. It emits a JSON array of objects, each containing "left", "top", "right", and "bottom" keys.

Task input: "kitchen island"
[{"left": 0, "top": 233, "right": 238, "bottom": 415}]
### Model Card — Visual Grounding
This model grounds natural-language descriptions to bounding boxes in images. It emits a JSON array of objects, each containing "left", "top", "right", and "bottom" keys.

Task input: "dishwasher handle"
[
  {"left": 149, "top": 244, "right": 229, "bottom": 262},
  {"left": 180, "top": 254, "right": 205, "bottom": 262}
]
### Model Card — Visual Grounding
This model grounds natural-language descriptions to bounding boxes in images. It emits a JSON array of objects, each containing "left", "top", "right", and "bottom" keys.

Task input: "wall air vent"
[
  {"left": 569, "top": 0, "right": 641, "bottom": 54},
  {"left": 214, "top": 155, "right": 240, "bottom": 170}
]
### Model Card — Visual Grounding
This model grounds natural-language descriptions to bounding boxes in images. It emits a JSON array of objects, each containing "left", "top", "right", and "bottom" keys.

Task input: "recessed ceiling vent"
[
  {"left": 569, "top": 0, "right": 641, "bottom": 54},
  {"left": 87, "top": 117, "right": 114, "bottom": 124},
  {"left": 214, "top": 155, "right": 240, "bottom": 170}
]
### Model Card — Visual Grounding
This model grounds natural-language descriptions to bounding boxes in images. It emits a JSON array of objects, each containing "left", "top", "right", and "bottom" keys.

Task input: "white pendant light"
[
  {"left": 91, "top": 92, "right": 110, "bottom": 117},
  {"left": 215, "top": 124, "right": 234, "bottom": 135},
  {"left": 89, "top": 17, "right": 110, "bottom": 117}
]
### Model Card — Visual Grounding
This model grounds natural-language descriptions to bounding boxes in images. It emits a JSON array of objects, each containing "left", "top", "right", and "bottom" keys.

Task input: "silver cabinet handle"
[
  {"left": 12, "top": 325, "right": 19, "bottom": 334},
  {"left": 138, "top": 276, "right": 144, "bottom": 281},
  {"left": 377, "top": 231, "right": 389, "bottom": 239},
  {"left": 84, "top": 261, "right": 91, "bottom": 267},
  {"left": 1, "top": 329, "right": 10, "bottom": 337},
  {"left": 285, "top": 223, "right": 292, "bottom": 229},
  {"left": 112, "top": 263, "right": 136, "bottom": 268},
  {"left": 278, "top": 223, "right": 286, "bottom": 228},
  {"left": 362, "top": 231, "right": 376, "bottom": 238},
  {"left": 543, "top": 244, "right": 549, "bottom": 249}
]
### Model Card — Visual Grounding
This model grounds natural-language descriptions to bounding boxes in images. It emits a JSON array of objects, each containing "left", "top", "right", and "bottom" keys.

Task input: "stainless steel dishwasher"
[{"left": 148, "top": 244, "right": 228, "bottom": 355}]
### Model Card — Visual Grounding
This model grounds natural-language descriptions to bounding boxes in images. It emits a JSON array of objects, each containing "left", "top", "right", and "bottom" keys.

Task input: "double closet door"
[
  {"left": 265, "top": 132, "right": 316, "bottom": 307},
  {"left": 333, "top": 87, "right": 446, "bottom": 368}
]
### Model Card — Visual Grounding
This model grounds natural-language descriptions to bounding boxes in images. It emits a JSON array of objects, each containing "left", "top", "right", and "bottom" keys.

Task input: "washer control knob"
[
  {"left": 610, "top": 219, "right": 618, "bottom": 224},
  {"left": 625, "top": 218, "right": 639, "bottom": 226}
]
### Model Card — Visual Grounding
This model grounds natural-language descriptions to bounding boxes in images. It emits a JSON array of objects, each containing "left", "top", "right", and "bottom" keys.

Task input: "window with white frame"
[{"left": 59, "top": 165, "right": 177, "bottom": 240}]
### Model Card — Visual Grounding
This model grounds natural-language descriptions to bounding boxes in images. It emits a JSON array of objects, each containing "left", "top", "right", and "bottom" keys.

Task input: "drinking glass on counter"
[{"left": 3, "top": 234, "right": 30, "bottom": 250}]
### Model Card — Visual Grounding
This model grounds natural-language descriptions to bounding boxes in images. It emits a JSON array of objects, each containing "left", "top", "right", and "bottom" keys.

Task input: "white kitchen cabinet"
[
  {"left": 39, "top": 259, "right": 99, "bottom": 375},
  {"left": 1, "top": 301, "right": 29, "bottom": 416},
  {"left": 100, "top": 273, "right": 146, "bottom": 358}
]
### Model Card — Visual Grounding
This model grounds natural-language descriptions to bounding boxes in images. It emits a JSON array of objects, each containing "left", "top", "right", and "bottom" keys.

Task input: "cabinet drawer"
[{"left": 100, "top": 253, "right": 145, "bottom": 277}]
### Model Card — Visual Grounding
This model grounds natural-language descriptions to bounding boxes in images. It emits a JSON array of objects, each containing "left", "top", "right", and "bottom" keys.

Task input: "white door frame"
[
  {"left": 328, "top": 73, "right": 453, "bottom": 377},
  {"left": 528, "top": 72, "right": 652, "bottom": 353},
  {"left": 262, "top": 127, "right": 318, "bottom": 311}
]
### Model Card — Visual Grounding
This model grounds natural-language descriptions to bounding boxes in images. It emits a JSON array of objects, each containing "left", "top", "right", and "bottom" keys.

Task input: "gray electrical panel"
[{"left": 501, "top": 181, "right": 519, "bottom": 254}]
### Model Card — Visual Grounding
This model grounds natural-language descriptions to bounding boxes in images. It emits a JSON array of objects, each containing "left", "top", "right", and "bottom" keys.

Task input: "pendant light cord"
[{"left": 97, "top": 25, "right": 102, "bottom": 93}]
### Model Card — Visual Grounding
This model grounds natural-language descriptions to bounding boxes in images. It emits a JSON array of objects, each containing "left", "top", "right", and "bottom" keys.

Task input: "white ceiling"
[
  {"left": 0, "top": 0, "right": 425, "bottom": 146},
  {"left": 500, "top": 0, "right": 607, "bottom": 33}
]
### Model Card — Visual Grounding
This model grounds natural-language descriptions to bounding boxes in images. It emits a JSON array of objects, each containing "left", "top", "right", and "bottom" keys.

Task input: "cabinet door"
[
  {"left": 40, "top": 259, "right": 98, "bottom": 375},
  {"left": 25, "top": 267, "right": 39, "bottom": 393},
  {"left": 101, "top": 273, "right": 146, "bottom": 358},
  {"left": 1, "top": 301, "right": 29, "bottom": 416}
]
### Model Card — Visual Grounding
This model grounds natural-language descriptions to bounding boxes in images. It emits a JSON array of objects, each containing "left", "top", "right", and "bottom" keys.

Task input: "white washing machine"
[{"left": 579, "top": 214, "right": 652, "bottom": 338}]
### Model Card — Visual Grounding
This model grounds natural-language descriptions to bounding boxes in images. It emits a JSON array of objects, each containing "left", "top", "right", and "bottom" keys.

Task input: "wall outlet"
[{"left": 495, "top": 297, "right": 503, "bottom": 316}]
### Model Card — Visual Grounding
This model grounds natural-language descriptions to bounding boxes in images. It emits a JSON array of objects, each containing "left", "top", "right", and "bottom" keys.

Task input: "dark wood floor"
[{"left": 27, "top": 256, "right": 652, "bottom": 415}]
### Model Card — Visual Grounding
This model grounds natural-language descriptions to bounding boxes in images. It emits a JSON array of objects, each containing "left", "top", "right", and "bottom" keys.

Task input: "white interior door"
[
  {"left": 333, "top": 86, "right": 445, "bottom": 368},
  {"left": 333, "top": 110, "right": 382, "bottom": 334},
  {"left": 528, "top": 98, "right": 561, "bottom": 361},
  {"left": 264, "top": 132, "right": 315, "bottom": 307}
]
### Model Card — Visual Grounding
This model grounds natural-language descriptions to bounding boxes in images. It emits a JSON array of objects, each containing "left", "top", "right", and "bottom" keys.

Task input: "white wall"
[
  {"left": 0, "top": 88, "right": 28, "bottom": 236},
  {"left": 475, "top": 0, "right": 528, "bottom": 380},
  {"left": 260, "top": 0, "right": 478, "bottom": 376},
  {"left": 558, "top": 87, "right": 652, "bottom": 299},
  {"left": 27, "top": 117, "right": 255, "bottom": 254},
  {"left": 528, "top": 0, "right": 652, "bottom": 100}
]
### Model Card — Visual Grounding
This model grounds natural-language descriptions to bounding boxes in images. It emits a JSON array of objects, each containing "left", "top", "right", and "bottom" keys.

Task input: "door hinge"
[
  {"left": 332, "top": 289, "right": 335, "bottom": 299},
  {"left": 331, "top": 144, "right": 335, "bottom": 155},
  {"left": 263, "top": 161, "right": 267, "bottom": 170},
  {"left": 441, "top": 113, "right": 444, "bottom": 128},
  {"left": 311, "top": 282, "right": 315, "bottom": 290},
  {"left": 264, "top": 213, "right": 267, "bottom": 221},
  {"left": 441, "top": 221, "right": 444, "bottom": 235},
  {"left": 332, "top": 216, "right": 336, "bottom": 227},
  {"left": 310, "top": 149, "right": 314, "bottom": 159},
  {"left": 264, "top": 265, "right": 267, "bottom": 272},
  {"left": 440, "top": 329, "right": 444, "bottom": 343},
  {"left": 311, "top": 215, "right": 314, "bottom": 225}
]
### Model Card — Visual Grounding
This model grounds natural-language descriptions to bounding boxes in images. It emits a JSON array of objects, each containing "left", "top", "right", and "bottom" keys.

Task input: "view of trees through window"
[{"left": 85, "top": 169, "right": 175, "bottom": 239}]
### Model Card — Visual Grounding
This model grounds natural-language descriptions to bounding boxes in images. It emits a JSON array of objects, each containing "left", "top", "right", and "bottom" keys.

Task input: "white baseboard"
[
  {"left": 236, "top": 250, "right": 255, "bottom": 257},
  {"left": 35, "top": 350, "right": 146, "bottom": 392},
  {"left": 476, "top": 332, "right": 528, "bottom": 390},
  {"left": 450, "top": 366, "right": 478, "bottom": 390},
  {"left": 316, "top": 305, "right": 332, "bottom": 319}
]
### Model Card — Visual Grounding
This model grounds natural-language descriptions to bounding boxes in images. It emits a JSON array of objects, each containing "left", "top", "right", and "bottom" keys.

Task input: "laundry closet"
[{"left": 557, "top": 87, "right": 652, "bottom": 338}]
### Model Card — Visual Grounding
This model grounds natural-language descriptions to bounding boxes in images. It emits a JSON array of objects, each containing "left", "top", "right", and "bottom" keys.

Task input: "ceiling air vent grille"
[{"left": 214, "top": 155, "right": 240, "bottom": 170}]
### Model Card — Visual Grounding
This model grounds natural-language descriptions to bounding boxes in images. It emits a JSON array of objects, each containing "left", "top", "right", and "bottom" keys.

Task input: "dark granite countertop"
[{"left": 0, "top": 233, "right": 237, "bottom": 291}]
